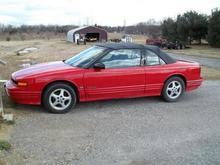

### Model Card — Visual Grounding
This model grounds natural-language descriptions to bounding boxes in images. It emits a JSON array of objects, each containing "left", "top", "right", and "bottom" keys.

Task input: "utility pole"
[
  {"left": 86, "top": 17, "right": 89, "bottom": 26},
  {"left": 123, "top": 19, "right": 126, "bottom": 34}
]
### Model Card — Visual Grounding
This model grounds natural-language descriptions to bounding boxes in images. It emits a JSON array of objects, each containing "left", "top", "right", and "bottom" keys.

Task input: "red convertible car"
[{"left": 5, "top": 43, "right": 202, "bottom": 113}]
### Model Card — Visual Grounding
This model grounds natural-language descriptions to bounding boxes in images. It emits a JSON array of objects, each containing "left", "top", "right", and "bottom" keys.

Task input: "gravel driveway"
[
  {"left": 168, "top": 53, "right": 220, "bottom": 69},
  {"left": 3, "top": 80, "right": 220, "bottom": 165}
]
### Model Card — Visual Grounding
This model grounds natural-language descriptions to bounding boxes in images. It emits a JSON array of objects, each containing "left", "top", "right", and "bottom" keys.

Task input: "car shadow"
[
  {"left": 8, "top": 92, "right": 195, "bottom": 115},
  {"left": 10, "top": 96, "right": 160, "bottom": 114}
]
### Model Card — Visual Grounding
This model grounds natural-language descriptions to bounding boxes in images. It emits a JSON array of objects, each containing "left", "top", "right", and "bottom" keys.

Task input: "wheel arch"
[
  {"left": 41, "top": 80, "right": 80, "bottom": 104},
  {"left": 164, "top": 74, "right": 187, "bottom": 88}
]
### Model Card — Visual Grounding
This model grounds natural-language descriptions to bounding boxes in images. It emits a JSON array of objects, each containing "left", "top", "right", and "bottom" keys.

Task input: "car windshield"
[{"left": 65, "top": 46, "right": 106, "bottom": 67}]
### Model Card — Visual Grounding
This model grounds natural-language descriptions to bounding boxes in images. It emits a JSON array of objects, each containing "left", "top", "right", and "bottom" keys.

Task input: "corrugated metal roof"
[
  {"left": 67, "top": 26, "right": 89, "bottom": 42},
  {"left": 67, "top": 26, "right": 108, "bottom": 43},
  {"left": 67, "top": 26, "right": 89, "bottom": 35}
]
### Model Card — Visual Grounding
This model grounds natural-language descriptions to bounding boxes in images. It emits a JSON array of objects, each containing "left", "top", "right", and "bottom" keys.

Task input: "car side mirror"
[{"left": 93, "top": 62, "right": 105, "bottom": 69}]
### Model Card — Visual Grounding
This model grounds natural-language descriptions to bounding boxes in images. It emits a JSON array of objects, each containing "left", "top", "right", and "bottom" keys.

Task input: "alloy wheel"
[{"left": 49, "top": 88, "right": 72, "bottom": 111}]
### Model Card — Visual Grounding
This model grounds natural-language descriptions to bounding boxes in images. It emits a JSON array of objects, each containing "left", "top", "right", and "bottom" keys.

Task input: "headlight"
[{"left": 11, "top": 77, "right": 28, "bottom": 87}]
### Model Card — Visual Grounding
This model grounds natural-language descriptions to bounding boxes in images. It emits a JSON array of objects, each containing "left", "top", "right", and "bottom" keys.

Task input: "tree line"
[
  {"left": 0, "top": 22, "right": 161, "bottom": 39},
  {"left": 0, "top": 24, "right": 78, "bottom": 34},
  {"left": 161, "top": 8, "right": 220, "bottom": 47}
]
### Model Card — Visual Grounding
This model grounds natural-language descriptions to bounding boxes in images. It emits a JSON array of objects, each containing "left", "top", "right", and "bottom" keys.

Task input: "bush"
[
  {"left": 0, "top": 140, "right": 11, "bottom": 151},
  {"left": 6, "top": 36, "right": 10, "bottom": 41},
  {"left": 207, "top": 8, "right": 220, "bottom": 47}
]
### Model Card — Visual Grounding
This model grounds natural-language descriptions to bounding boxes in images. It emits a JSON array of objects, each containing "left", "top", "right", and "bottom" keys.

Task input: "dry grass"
[
  {"left": 201, "top": 66, "right": 220, "bottom": 80},
  {"left": 0, "top": 32, "right": 66, "bottom": 41},
  {"left": 0, "top": 39, "right": 90, "bottom": 79},
  {"left": 0, "top": 122, "right": 12, "bottom": 141},
  {"left": 0, "top": 117, "right": 13, "bottom": 155},
  {"left": 165, "top": 45, "right": 220, "bottom": 59}
]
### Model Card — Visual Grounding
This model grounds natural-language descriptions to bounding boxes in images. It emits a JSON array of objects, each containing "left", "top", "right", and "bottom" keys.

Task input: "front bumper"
[{"left": 4, "top": 80, "right": 41, "bottom": 105}]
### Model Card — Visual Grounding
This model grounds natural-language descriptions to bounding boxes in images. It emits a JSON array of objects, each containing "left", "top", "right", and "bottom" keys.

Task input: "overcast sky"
[{"left": 0, "top": 0, "right": 219, "bottom": 26}]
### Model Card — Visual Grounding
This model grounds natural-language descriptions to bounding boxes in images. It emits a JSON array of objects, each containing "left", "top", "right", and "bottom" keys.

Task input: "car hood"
[{"left": 12, "top": 61, "right": 76, "bottom": 80}]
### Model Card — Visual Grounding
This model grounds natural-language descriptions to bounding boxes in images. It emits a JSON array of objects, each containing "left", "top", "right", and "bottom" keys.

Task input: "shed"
[
  {"left": 67, "top": 26, "right": 108, "bottom": 43},
  {"left": 121, "top": 35, "right": 133, "bottom": 43}
]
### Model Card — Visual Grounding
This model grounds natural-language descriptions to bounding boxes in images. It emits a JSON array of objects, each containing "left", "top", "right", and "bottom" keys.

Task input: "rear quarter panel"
[{"left": 144, "top": 60, "right": 202, "bottom": 95}]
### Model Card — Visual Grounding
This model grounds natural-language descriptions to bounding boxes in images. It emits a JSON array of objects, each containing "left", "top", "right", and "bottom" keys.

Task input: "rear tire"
[
  {"left": 43, "top": 83, "right": 77, "bottom": 113},
  {"left": 162, "top": 77, "right": 185, "bottom": 102}
]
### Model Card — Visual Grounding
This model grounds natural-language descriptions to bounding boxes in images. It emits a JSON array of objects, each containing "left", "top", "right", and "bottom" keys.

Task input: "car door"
[
  {"left": 83, "top": 49, "right": 146, "bottom": 100},
  {"left": 143, "top": 49, "right": 168, "bottom": 95}
]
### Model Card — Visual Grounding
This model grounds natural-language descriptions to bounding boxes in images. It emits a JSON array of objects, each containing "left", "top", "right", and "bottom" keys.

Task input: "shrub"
[
  {"left": 6, "top": 36, "right": 10, "bottom": 41},
  {"left": 0, "top": 140, "right": 11, "bottom": 151}
]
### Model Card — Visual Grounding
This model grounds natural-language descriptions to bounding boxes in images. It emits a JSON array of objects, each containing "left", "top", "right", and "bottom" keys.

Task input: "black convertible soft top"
[{"left": 96, "top": 42, "right": 176, "bottom": 64}]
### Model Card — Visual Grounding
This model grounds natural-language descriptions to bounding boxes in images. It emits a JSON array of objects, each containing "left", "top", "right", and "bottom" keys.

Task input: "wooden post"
[
  {"left": 0, "top": 80, "right": 13, "bottom": 121},
  {"left": 0, "top": 92, "right": 3, "bottom": 116}
]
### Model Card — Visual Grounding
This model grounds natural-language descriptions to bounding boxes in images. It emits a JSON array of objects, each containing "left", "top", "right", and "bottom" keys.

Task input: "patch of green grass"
[
  {"left": 0, "top": 118, "right": 15, "bottom": 125},
  {"left": 4, "top": 120, "right": 15, "bottom": 125},
  {"left": 0, "top": 140, "right": 11, "bottom": 151}
]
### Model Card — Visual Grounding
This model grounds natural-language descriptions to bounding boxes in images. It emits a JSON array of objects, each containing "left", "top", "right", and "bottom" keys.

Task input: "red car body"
[
  {"left": 146, "top": 38, "right": 163, "bottom": 47},
  {"left": 5, "top": 43, "right": 202, "bottom": 110}
]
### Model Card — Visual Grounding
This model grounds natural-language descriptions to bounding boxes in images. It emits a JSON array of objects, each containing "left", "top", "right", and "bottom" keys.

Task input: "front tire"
[
  {"left": 162, "top": 77, "right": 185, "bottom": 102},
  {"left": 43, "top": 83, "right": 77, "bottom": 113}
]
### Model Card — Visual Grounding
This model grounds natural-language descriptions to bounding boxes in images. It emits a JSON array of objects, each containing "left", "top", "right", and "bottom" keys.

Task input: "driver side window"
[{"left": 99, "top": 49, "right": 141, "bottom": 68}]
